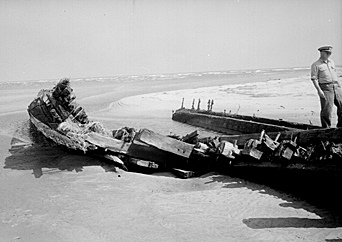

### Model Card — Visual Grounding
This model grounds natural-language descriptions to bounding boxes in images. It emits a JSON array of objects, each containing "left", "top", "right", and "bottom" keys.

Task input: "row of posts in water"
[
  {"left": 181, "top": 98, "right": 214, "bottom": 111},
  {"left": 180, "top": 98, "right": 241, "bottom": 115}
]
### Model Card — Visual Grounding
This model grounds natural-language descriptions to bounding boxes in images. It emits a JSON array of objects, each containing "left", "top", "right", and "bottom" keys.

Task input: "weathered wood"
[
  {"left": 217, "top": 141, "right": 240, "bottom": 158},
  {"left": 182, "top": 130, "right": 198, "bottom": 143},
  {"left": 220, "top": 128, "right": 342, "bottom": 147},
  {"left": 29, "top": 114, "right": 89, "bottom": 151},
  {"left": 241, "top": 148, "right": 263, "bottom": 160},
  {"left": 136, "top": 128, "right": 194, "bottom": 158},
  {"left": 85, "top": 132, "right": 131, "bottom": 154},
  {"left": 98, "top": 154, "right": 128, "bottom": 171},
  {"left": 127, "top": 140, "right": 187, "bottom": 165},
  {"left": 274, "top": 137, "right": 298, "bottom": 160},
  {"left": 172, "top": 108, "right": 320, "bottom": 135},
  {"left": 27, "top": 82, "right": 197, "bottom": 172},
  {"left": 262, "top": 133, "right": 280, "bottom": 151},
  {"left": 172, "top": 168, "right": 196, "bottom": 179},
  {"left": 241, "top": 139, "right": 263, "bottom": 160},
  {"left": 128, "top": 158, "right": 159, "bottom": 169},
  {"left": 231, "top": 160, "right": 342, "bottom": 173}
]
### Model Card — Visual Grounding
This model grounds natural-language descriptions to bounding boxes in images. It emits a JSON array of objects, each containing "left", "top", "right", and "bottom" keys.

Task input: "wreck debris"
[
  {"left": 27, "top": 80, "right": 342, "bottom": 179},
  {"left": 172, "top": 106, "right": 320, "bottom": 135},
  {"left": 241, "top": 139, "right": 263, "bottom": 160},
  {"left": 274, "top": 136, "right": 298, "bottom": 161},
  {"left": 129, "top": 158, "right": 159, "bottom": 169},
  {"left": 172, "top": 168, "right": 196, "bottom": 179},
  {"left": 217, "top": 140, "right": 240, "bottom": 159},
  {"left": 241, "top": 130, "right": 264, "bottom": 160},
  {"left": 181, "top": 130, "right": 199, "bottom": 143}
]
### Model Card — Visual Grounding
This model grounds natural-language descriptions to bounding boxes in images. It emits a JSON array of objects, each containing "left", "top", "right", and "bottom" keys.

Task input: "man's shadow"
[
  {"left": 202, "top": 167, "right": 342, "bottom": 231},
  {"left": 4, "top": 122, "right": 117, "bottom": 178}
]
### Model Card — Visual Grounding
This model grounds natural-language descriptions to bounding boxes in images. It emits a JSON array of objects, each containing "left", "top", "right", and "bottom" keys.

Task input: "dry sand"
[{"left": 1, "top": 70, "right": 342, "bottom": 242}]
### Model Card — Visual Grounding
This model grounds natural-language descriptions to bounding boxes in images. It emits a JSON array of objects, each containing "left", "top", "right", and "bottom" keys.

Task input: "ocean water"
[
  {"left": 0, "top": 67, "right": 310, "bottom": 86},
  {"left": 0, "top": 67, "right": 311, "bottom": 142}
]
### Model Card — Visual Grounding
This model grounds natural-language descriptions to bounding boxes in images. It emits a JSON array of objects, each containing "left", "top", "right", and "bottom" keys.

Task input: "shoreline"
[
  {"left": 0, "top": 70, "right": 314, "bottom": 136},
  {"left": 1, "top": 70, "right": 342, "bottom": 241},
  {"left": 70, "top": 70, "right": 311, "bottom": 112},
  {"left": 91, "top": 74, "right": 325, "bottom": 133}
]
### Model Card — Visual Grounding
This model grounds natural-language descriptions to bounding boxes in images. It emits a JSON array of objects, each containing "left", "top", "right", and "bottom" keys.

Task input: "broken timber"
[
  {"left": 220, "top": 127, "right": 342, "bottom": 147},
  {"left": 135, "top": 128, "right": 194, "bottom": 158}
]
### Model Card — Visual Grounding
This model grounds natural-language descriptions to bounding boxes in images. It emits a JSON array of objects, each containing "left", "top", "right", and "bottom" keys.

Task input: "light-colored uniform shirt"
[{"left": 311, "top": 58, "right": 339, "bottom": 84}]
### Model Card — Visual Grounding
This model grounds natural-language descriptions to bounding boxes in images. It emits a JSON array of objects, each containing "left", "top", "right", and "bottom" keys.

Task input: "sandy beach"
[{"left": 1, "top": 69, "right": 342, "bottom": 242}]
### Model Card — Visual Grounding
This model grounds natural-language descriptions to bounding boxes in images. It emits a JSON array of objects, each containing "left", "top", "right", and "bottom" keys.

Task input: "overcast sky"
[{"left": 0, "top": 0, "right": 341, "bottom": 82}]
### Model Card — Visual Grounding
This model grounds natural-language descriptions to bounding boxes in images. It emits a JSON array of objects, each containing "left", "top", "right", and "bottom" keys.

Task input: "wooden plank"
[
  {"left": 172, "top": 168, "right": 196, "bottom": 179},
  {"left": 127, "top": 140, "right": 187, "bottom": 165},
  {"left": 182, "top": 130, "right": 198, "bottom": 143},
  {"left": 128, "top": 158, "right": 159, "bottom": 169},
  {"left": 136, "top": 129, "right": 194, "bottom": 158},
  {"left": 85, "top": 132, "right": 131, "bottom": 154}
]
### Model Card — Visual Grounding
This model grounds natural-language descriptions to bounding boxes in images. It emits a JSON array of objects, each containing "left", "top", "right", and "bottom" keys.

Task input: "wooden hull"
[
  {"left": 26, "top": 82, "right": 341, "bottom": 177},
  {"left": 27, "top": 87, "right": 195, "bottom": 172},
  {"left": 172, "top": 109, "right": 342, "bottom": 174},
  {"left": 172, "top": 108, "right": 320, "bottom": 135},
  {"left": 29, "top": 112, "right": 193, "bottom": 168}
]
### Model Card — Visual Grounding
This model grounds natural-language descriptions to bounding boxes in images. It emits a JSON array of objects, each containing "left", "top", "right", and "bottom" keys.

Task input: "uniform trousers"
[{"left": 319, "top": 82, "right": 342, "bottom": 128}]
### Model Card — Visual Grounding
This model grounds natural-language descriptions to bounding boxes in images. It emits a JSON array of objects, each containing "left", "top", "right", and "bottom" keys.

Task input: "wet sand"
[{"left": 1, "top": 70, "right": 342, "bottom": 241}]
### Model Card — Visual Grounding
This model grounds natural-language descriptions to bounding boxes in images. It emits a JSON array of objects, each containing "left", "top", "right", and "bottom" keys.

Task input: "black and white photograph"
[{"left": 0, "top": 0, "right": 341, "bottom": 241}]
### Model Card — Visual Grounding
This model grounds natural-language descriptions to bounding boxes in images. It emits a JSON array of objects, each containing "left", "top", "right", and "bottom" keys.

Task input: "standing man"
[{"left": 311, "top": 46, "right": 342, "bottom": 128}]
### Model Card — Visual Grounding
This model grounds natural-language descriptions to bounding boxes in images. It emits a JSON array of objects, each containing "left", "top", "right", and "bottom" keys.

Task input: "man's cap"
[{"left": 318, "top": 46, "right": 333, "bottom": 52}]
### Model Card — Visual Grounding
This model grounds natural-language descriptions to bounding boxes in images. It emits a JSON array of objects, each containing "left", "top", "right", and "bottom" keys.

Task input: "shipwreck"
[
  {"left": 27, "top": 78, "right": 217, "bottom": 178},
  {"left": 171, "top": 100, "right": 342, "bottom": 174},
  {"left": 27, "top": 79, "right": 342, "bottom": 178}
]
